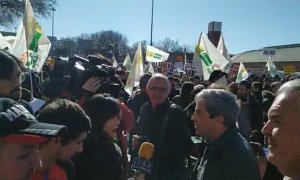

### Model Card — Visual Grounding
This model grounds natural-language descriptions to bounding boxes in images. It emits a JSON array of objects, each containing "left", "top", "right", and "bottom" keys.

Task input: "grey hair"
[
  {"left": 276, "top": 79, "right": 300, "bottom": 95},
  {"left": 147, "top": 73, "right": 170, "bottom": 91},
  {"left": 195, "top": 89, "right": 240, "bottom": 127},
  {"left": 276, "top": 79, "right": 300, "bottom": 109}
]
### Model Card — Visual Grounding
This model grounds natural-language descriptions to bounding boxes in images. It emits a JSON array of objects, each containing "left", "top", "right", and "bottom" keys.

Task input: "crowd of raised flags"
[{"left": 0, "top": 0, "right": 282, "bottom": 93}]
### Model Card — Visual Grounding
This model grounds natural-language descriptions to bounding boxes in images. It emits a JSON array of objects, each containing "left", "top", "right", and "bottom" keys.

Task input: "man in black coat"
[
  {"left": 191, "top": 89, "right": 260, "bottom": 180},
  {"left": 237, "top": 81, "right": 263, "bottom": 139},
  {"left": 137, "top": 73, "right": 191, "bottom": 180}
]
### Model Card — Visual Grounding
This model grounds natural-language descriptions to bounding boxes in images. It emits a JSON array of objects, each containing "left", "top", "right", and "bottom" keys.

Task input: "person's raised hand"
[{"left": 82, "top": 77, "right": 102, "bottom": 93}]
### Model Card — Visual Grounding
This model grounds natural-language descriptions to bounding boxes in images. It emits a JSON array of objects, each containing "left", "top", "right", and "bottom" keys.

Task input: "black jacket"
[
  {"left": 73, "top": 132, "right": 126, "bottom": 180},
  {"left": 127, "top": 90, "right": 149, "bottom": 121},
  {"left": 249, "top": 95, "right": 263, "bottom": 130},
  {"left": 192, "top": 127, "right": 260, "bottom": 180},
  {"left": 138, "top": 100, "right": 191, "bottom": 180}
]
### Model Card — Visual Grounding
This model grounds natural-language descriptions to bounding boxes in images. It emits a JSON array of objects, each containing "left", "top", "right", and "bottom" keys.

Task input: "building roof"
[{"left": 232, "top": 44, "right": 300, "bottom": 63}]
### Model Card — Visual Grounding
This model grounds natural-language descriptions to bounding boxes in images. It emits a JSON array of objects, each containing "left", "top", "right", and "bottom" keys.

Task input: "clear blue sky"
[{"left": 5, "top": 0, "right": 300, "bottom": 54}]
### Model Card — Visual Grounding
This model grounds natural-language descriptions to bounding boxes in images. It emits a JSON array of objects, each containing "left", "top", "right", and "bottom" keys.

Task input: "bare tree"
[
  {"left": 157, "top": 37, "right": 182, "bottom": 52},
  {"left": 182, "top": 44, "right": 192, "bottom": 53},
  {"left": 0, "top": 0, "right": 57, "bottom": 27},
  {"left": 69, "top": 30, "right": 129, "bottom": 60},
  {"left": 90, "top": 30, "right": 129, "bottom": 56},
  {"left": 79, "top": 33, "right": 90, "bottom": 40},
  {"left": 54, "top": 46, "right": 69, "bottom": 57},
  {"left": 131, "top": 40, "right": 147, "bottom": 54},
  {"left": 62, "top": 30, "right": 129, "bottom": 58}
]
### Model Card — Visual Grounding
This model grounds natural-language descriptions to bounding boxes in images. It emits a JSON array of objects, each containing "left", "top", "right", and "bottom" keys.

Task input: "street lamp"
[
  {"left": 150, "top": 0, "right": 154, "bottom": 46},
  {"left": 51, "top": 7, "right": 56, "bottom": 58}
]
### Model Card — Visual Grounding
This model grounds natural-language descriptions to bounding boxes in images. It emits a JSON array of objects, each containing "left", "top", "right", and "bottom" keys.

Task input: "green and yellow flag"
[
  {"left": 146, "top": 45, "right": 169, "bottom": 63},
  {"left": 194, "top": 34, "right": 229, "bottom": 80},
  {"left": 236, "top": 62, "right": 249, "bottom": 83},
  {"left": 10, "top": 0, "right": 51, "bottom": 72}
]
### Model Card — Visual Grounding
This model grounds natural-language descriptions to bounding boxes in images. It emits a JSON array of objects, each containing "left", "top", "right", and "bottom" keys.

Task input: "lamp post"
[
  {"left": 51, "top": 7, "right": 56, "bottom": 58},
  {"left": 150, "top": 0, "right": 154, "bottom": 46}
]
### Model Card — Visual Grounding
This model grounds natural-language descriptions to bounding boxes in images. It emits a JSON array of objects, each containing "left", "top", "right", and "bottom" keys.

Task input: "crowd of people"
[{"left": 0, "top": 48, "right": 300, "bottom": 180}]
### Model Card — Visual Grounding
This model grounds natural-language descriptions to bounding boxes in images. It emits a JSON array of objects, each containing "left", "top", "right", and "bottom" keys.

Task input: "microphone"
[
  {"left": 131, "top": 142, "right": 154, "bottom": 174},
  {"left": 139, "top": 142, "right": 154, "bottom": 174},
  {"left": 139, "top": 142, "right": 154, "bottom": 160}
]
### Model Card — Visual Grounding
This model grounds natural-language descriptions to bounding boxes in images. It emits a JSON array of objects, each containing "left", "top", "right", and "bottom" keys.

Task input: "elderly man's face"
[
  {"left": 147, "top": 78, "right": 170, "bottom": 107},
  {"left": 262, "top": 91, "right": 300, "bottom": 177}
]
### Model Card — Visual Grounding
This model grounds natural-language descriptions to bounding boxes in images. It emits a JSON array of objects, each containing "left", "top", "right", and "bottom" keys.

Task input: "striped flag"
[{"left": 146, "top": 45, "right": 169, "bottom": 63}]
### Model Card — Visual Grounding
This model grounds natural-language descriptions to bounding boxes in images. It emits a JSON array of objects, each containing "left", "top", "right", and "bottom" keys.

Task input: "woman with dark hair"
[
  {"left": 74, "top": 94, "right": 126, "bottom": 180},
  {"left": 172, "top": 82, "right": 194, "bottom": 110}
]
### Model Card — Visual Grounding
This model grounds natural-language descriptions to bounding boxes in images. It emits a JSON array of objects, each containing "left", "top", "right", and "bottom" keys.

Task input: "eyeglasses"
[{"left": 148, "top": 86, "right": 168, "bottom": 93}]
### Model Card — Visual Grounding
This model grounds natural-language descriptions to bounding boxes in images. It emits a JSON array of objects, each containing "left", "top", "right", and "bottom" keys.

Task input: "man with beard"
[
  {"left": 262, "top": 79, "right": 300, "bottom": 180},
  {"left": 251, "top": 82, "right": 263, "bottom": 104},
  {"left": 0, "top": 50, "right": 37, "bottom": 114},
  {"left": 0, "top": 50, "right": 23, "bottom": 100},
  {"left": 236, "top": 81, "right": 263, "bottom": 139}
]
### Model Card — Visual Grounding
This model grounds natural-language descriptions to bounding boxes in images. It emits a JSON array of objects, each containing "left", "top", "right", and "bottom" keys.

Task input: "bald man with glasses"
[{"left": 137, "top": 73, "right": 191, "bottom": 180}]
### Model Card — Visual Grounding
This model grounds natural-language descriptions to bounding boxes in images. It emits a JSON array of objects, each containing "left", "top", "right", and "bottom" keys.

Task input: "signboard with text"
[{"left": 283, "top": 65, "right": 296, "bottom": 75}]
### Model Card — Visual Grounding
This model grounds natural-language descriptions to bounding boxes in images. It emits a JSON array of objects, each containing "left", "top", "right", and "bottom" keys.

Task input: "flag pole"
[
  {"left": 150, "top": 0, "right": 154, "bottom": 46},
  {"left": 27, "top": 50, "right": 34, "bottom": 100}
]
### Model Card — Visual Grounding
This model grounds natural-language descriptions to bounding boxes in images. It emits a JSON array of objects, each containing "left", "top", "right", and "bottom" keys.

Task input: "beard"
[
  {"left": 240, "top": 96, "right": 248, "bottom": 102},
  {"left": 237, "top": 94, "right": 248, "bottom": 102},
  {"left": 253, "top": 91, "right": 261, "bottom": 97}
]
